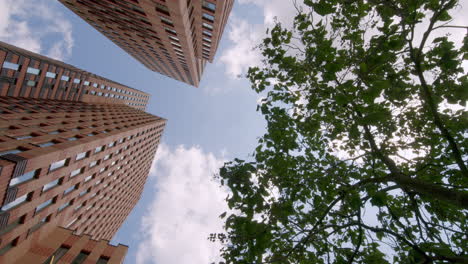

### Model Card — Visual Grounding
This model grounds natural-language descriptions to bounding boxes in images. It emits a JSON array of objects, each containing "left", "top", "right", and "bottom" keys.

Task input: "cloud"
[
  {"left": 136, "top": 144, "right": 228, "bottom": 264},
  {"left": 220, "top": 0, "right": 305, "bottom": 79},
  {"left": 219, "top": 16, "right": 264, "bottom": 79},
  {"left": 0, "top": 0, "right": 73, "bottom": 60}
]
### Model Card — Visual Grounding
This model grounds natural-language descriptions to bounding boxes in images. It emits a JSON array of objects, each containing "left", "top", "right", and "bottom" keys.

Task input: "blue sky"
[{"left": 0, "top": 0, "right": 301, "bottom": 263}]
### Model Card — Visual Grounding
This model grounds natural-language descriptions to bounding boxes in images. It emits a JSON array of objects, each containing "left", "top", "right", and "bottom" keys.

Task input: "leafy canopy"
[{"left": 215, "top": 0, "right": 467, "bottom": 263}]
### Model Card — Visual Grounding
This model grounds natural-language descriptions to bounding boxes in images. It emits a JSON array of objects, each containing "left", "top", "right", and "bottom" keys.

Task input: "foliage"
[{"left": 214, "top": 0, "right": 468, "bottom": 263}]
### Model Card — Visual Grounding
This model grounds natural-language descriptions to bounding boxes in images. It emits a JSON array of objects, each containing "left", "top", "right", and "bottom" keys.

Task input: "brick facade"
[
  {"left": 0, "top": 43, "right": 166, "bottom": 263},
  {"left": 58, "top": 0, "right": 234, "bottom": 87},
  {"left": 0, "top": 41, "right": 150, "bottom": 111}
]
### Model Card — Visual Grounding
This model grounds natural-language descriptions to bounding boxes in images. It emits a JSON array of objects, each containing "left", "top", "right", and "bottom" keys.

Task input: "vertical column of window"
[
  {"left": 1, "top": 53, "right": 25, "bottom": 97},
  {"left": 21, "top": 59, "right": 42, "bottom": 98}
]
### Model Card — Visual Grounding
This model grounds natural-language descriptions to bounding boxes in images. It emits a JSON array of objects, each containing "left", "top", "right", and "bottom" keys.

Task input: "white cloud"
[
  {"left": 136, "top": 144, "right": 228, "bottom": 264},
  {"left": 0, "top": 0, "right": 73, "bottom": 60},
  {"left": 219, "top": 16, "right": 264, "bottom": 78},
  {"left": 220, "top": 0, "right": 306, "bottom": 79}
]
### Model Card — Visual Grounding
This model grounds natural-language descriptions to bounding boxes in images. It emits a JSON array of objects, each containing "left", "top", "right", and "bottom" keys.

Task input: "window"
[
  {"left": 73, "top": 78, "right": 81, "bottom": 84},
  {"left": 95, "top": 146, "right": 104, "bottom": 153},
  {"left": 89, "top": 160, "right": 98, "bottom": 168},
  {"left": 203, "top": 22, "right": 213, "bottom": 30},
  {"left": 79, "top": 189, "right": 89, "bottom": 197},
  {"left": 202, "top": 1, "right": 216, "bottom": 11},
  {"left": 203, "top": 13, "right": 215, "bottom": 22},
  {"left": 203, "top": 30, "right": 212, "bottom": 36},
  {"left": 27, "top": 67, "right": 40, "bottom": 75},
  {"left": 9, "top": 169, "right": 39, "bottom": 186},
  {"left": 50, "top": 158, "right": 68, "bottom": 171},
  {"left": 35, "top": 198, "right": 53, "bottom": 213},
  {"left": 103, "top": 154, "right": 111, "bottom": 161},
  {"left": 0, "top": 148, "right": 22, "bottom": 156},
  {"left": 97, "top": 256, "right": 110, "bottom": 264},
  {"left": 66, "top": 217, "right": 78, "bottom": 228},
  {"left": 165, "top": 27, "right": 177, "bottom": 34},
  {"left": 43, "top": 179, "right": 60, "bottom": 192},
  {"left": 57, "top": 201, "right": 71, "bottom": 212},
  {"left": 1, "top": 193, "right": 29, "bottom": 211},
  {"left": 108, "top": 141, "right": 115, "bottom": 148},
  {"left": 76, "top": 151, "right": 88, "bottom": 161},
  {"left": 43, "top": 245, "right": 70, "bottom": 264},
  {"left": 0, "top": 237, "right": 18, "bottom": 256},
  {"left": 160, "top": 16, "right": 173, "bottom": 25},
  {"left": 26, "top": 80, "right": 36, "bottom": 87},
  {"left": 67, "top": 137, "right": 78, "bottom": 141},
  {"left": 71, "top": 250, "right": 89, "bottom": 264},
  {"left": 46, "top": 72, "right": 57, "bottom": 78},
  {"left": 39, "top": 141, "right": 56, "bottom": 148},
  {"left": 63, "top": 184, "right": 77, "bottom": 195},
  {"left": 49, "top": 130, "right": 60, "bottom": 135},
  {"left": 61, "top": 75, "right": 70, "bottom": 81},
  {"left": 84, "top": 81, "right": 90, "bottom": 85},
  {"left": 15, "top": 134, "right": 32, "bottom": 140},
  {"left": 84, "top": 175, "right": 93, "bottom": 182},
  {"left": 2, "top": 61, "right": 20, "bottom": 70},
  {"left": 70, "top": 168, "right": 83, "bottom": 177}
]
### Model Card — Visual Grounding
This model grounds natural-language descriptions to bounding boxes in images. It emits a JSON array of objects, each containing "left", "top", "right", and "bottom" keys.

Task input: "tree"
[{"left": 214, "top": 0, "right": 468, "bottom": 263}]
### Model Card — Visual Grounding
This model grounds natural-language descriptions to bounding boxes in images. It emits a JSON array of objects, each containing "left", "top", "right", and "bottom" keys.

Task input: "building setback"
[
  {"left": 0, "top": 43, "right": 166, "bottom": 263},
  {"left": 59, "top": 0, "right": 234, "bottom": 87}
]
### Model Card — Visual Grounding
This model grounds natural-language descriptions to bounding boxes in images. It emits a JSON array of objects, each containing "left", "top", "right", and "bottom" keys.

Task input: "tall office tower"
[
  {"left": 0, "top": 41, "right": 150, "bottom": 111},
  {"left": 58, "top": 0, "right": 234, "bottom": 87},
  {"left": 0, "top": 43, "right": 166, "bottom": 263}
]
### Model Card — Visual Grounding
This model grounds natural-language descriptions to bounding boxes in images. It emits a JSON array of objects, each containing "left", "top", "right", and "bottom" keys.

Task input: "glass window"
[
  {"left": 35, "top": 198, "right": 53, "bottom": 213},
  {"left": 39, "top": 141, "right": 55, "bottom": 148},
  {"left": 84, "top": 175, "right": 93, "bottom": 182},
  {"left": 160, "top": 16, "right": 173, "bottom": 25},
  {"left": 73, "top": 78, "right": 80, "bottom": 84},
  {"left": 79, "top": 189, "right": 89, "bottom": 197},
  {"left": 26, "top": 80, "right": 36, "bottom": 87},
  {"left": 103, "top": 154, "right": 111, "bottom": 160},
  {"left": 9, "top": 169, "right": 39, "bottom": 186},
  {"left": 42, "top": 245, "right": 70, "bottom": 264},
  {"left": 49, "top": 130, "right": 60, "bottom": 135},
  {"left": 99, "top": 168, "right": 105, "bottom": 173},
  {"left": 95, "top": 146, "right": 104, "bottom": 153},
  {"left": 165, "top": 27, "right": 177, "bottom": 34},
  {"left": 203, "top": 30, "right": 212, "bottom": 36},
  {"left": 27, "top": 67, "right": 40, "bottom": 75},
  {"left": 50, "top": 159, "right": 67, "bottom": 171},
  {"left": 203, "top": 1, "right": 216, "bottom": 11},
  {"left": 2, "top": 61, "right": 20, "bottom": 70},
  {"left": 97, "top": 256, "right": 110, "bottom": 264},
  {"left": 84, "top": 81, "right": 90, "bottom": 86},
  {"left": 93, "top": 83, "right": 98, "bottom": 88},
  {"left": 0, "top": 148, "right": 22, "bottom": 156},
  {"left": 63, "top": 185, "right": 76, "bottom": 195},
  {"left": 108, "top": 141, "right": 115, "bottom": 148},
  {"left": 66, "top": 217, "right": 78, "bottom": 228},
  {"left": 16, "top": 135, "right": 32, "bottom": 140},
  {"left": 71, "top": 251, "right": 89, "bottom": 264},
  {"left": 203, "top": 22, "right": 213, "bottom": 30},
  {"left": 61, "top": 75, "right": 70, "bottom": 81},
  {"left": 68, "top": 137, "right": 78, "bottom": 141},
  {"left": 1, "top": 193, "right": 28, "bottom": 211},
  {"left": 57, "top": 201, "right": 70, "bottom": 212},
  {"left": 43, "top": 179, "right": 60, "bottom": 192},
  {"left": 89, "top": 160, "right": 98, "bottom": 168},
  {"left": 46, "top": 72, "right": 57, "bottom": 78},
  {"left": 76, "top": 151, "right": 88, "bottom": 161},
  {"left": 203, "top": 13, "right": 215, "bottom": 21},
  {"left": 70, "top": 168, "right": 82, "bottom": 177}
]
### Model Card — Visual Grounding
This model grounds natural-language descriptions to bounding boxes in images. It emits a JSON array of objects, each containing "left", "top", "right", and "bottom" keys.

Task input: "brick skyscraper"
[
  {"left": 59, "top": 0, "right": 234, "bottom": 87},
  {"left": 0, "top": 42, "right": 166, "bottom": 263}
]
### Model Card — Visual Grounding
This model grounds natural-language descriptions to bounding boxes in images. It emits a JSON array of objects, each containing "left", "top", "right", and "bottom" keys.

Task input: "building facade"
[
  {"left": 4, "top": 226, "right": 128, "bottom": 264},
  {"left": 0, "top": 43, "right": 166, "bottom": 263},
  {"left": 59, "top": 0, "right": 235, "bottom": 87},
  {"left": 0, "top": 41, "right": 149, "bottom": 111}
]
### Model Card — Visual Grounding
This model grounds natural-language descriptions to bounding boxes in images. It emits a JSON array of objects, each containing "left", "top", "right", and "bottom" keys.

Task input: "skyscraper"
[
  {"left": 58, "top": 0, "right": 234, "bottom": 87},
  {"left": 0, "top": 42, "right": 166, "bottom": 263}
]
